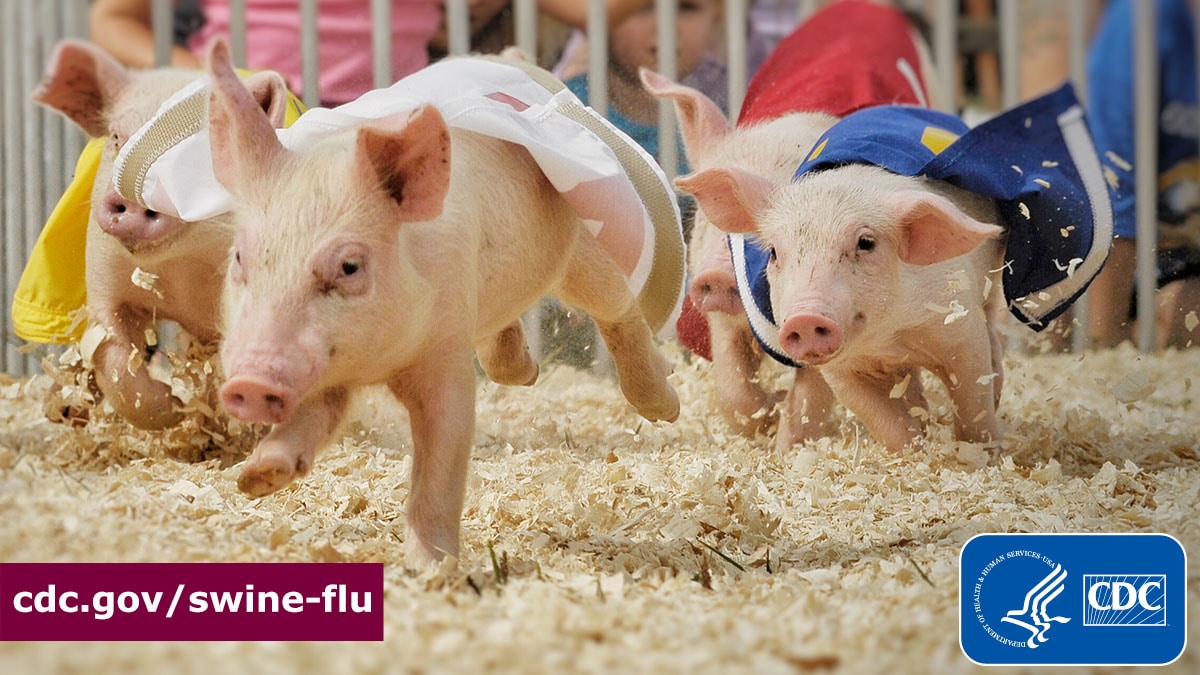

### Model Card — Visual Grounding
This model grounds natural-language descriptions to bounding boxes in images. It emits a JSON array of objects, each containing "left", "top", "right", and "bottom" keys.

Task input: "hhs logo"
[
  {"left": 1084, "top": 575, "right": 1166, "bottom": 626},
  {"left": 960, "top": 533, "right": 1186, "bottom": 666}
]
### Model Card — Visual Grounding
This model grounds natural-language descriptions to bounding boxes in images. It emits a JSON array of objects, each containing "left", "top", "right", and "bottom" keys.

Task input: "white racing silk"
[{"left": 113, "top": 56, "right": 686, "bottom": 335}]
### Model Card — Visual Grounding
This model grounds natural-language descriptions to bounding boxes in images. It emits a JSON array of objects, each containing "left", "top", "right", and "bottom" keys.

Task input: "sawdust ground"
[{"left": 1, "top": 339, "right": 1198, "bottom": 675}]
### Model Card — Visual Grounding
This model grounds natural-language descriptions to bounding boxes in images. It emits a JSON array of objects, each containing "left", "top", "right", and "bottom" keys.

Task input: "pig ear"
[
  {"left": 356, "top": 105, "right": 451, "bottom": 223},
  {"left": 640, "top": 68, "right": 730, "bottom": 162},
  {"left": 889, "top": 191, "right": 1004, "bottom": 265},
  {"left": 206, "top": 38, "right": 284, "bottom": 189},
  {"left": 675, "top": 167, "right": 774, "bottom": 234},
  {"left": 241, "top": 70, "right": 292, "bottom": 129},
  {"left": 32, "top": 40, "right": 131, "bottom": 137}
]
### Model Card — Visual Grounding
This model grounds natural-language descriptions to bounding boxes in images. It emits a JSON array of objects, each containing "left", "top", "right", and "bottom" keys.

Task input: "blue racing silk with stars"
[{"left": 730, "top": 83, "right": 1114, "bottom": 368}]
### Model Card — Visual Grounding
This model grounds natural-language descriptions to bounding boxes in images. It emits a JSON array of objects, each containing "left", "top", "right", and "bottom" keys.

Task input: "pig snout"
[
  {"left": 97, "top": 191, "right": 179, "bottom": 246},
  {"left": 689, "top": 269, "right": 743, "bottom": 315},
  {"left": 221, "top": 375, "right": 297, "bottom": 424},
  {"left": 779, "top": 312, "right": 843, "bottom": 365}
]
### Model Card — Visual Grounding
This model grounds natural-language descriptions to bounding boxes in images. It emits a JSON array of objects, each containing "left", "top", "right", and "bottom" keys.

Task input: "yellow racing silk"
[{"left": 11, "top": 76, "right": 304, "bottom": 344}]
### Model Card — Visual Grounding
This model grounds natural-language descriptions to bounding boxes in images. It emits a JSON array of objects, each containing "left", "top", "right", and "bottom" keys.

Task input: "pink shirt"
[{"left": 191, "top": 0, "right": 442, "bottom": 105}]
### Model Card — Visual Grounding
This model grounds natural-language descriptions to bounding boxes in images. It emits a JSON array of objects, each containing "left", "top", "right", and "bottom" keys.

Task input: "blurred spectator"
[
  {"left": 563, "top": 0, "right": 727, "bottom": 176},
  {"left": 1085, "top": 0, "right": 1199, "bottom": 349},
  {"left": 89, "top": 0, "right": 443, "bottom": 106}
]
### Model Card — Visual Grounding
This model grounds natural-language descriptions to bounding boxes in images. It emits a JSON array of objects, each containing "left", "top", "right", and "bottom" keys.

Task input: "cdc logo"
[
  {"left": 960, "top": 533, "right": 1186, "bottom": 666},
  {"left": 1083, "top": 575, "right": 1166, "bottom": 625}
]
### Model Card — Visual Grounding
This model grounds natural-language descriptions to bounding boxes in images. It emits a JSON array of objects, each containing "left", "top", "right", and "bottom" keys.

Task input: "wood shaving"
[
  {"left": 1105, "top": 151, "right": 1133, "bottom": 172},
  {"left": 1034, "top": 178, "right": 1051, "bottom": 189},
  {"left": 2, "top": 343, "right": 1200, "bottom": 673},
  {"left": 131, "top": 267, "right": 164, "bottom": 298}
]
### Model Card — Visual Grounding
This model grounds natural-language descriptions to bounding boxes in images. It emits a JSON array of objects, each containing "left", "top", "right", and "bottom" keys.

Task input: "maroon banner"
[{"left": 0, "top": 563, "right": 383, "bottom": 641}]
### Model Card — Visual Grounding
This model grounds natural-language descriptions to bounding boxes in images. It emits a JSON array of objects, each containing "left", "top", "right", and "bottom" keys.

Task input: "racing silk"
[
  {"left": 731, "top": 83, "right": 1115, "bottom": 368},
  {"left": 737, "top": 0, "right": 927, "bottom": 124},
  {"left": 112, "top": 56, "right": 685, "bottom": 336}
]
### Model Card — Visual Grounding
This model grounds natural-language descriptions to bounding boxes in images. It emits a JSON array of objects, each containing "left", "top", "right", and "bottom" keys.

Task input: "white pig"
[
  {"left": 680, "top": 82, "right": 1113, "bottom": 452},
  {"left": 644, "top": 0, "right": 942, "bottom": 448},
  {"left": 685, "top": 165, "right": 1006, "bottom": 452},
  {"left": 31, "top": 40, "right": 290, "bottom": 429},
  {"left": 201, "top": 41, "right": 680, "bottom": 566}
]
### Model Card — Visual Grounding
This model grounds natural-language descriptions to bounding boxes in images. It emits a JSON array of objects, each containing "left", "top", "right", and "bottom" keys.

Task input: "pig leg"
[
  {"left": 388, "top": 353, "right": 476, "bottom": 567},
  {"left": 238, "top": 388, "right": 349, "bottom": 497},
  {"left": 476, "top": 320, "right": 539, "bottom": 386},
  {"left": 555, "top": 239, "right": 679, "bottom": 423},
  {"left": 708, "top": 314, "right": 781, "bottom": 436},
  {"left": 91, "top": 307, "right": 184, "bottom": 430},
  {"left": 937, "top": 324, "right": 1002, "bottom": 444},
  {"left": 774, "top": 366, "right": 837, "bottom": 451},
  {"left": 825, "top": 368, "right": 925, "bottom": 452}
]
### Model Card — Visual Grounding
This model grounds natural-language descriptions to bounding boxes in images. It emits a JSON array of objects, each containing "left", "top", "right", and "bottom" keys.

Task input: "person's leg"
[{"left": 1087, "top": 238, "right": 1136, "bottom": 348}]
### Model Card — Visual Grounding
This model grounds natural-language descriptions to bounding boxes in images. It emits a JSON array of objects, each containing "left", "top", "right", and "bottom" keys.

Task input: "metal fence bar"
[
  {"left": 1068, "top": 0, "right": 1091, "bottom": 352},
  {"left": 230, "top": 0, "right": 248, "bottom": 67},
  {"left": 2, "top": 0, "right": 22, "bottom": 374},
  {"left": 300, "top": 0, "right": 319, "bottom": 108},
  {"left": 998, "top": 0, "right": 1021, "bottom": 110},
  {"left": 1134, "top": 0, "right": 1159, "bottom": 353},
  {"left": 726, "top": 0, "right": 748, "bottom": 120},
  {"left": 587, "top": 0, "right": 608, "bottom": 119},
  {"left": 371, "top": 0, "right": 394, "bottom": 88},
  {"left": 447, "top": 0, "right": 470, "bottom": 56},
  {"left": 515, "top": 0, "right": 538, "bottom": 62},
  {"left": 655, "top": 0, "right": 678, "bottom": 180},
  {"left": 932, "top": 0, "right": 957, "bottom": 113},
  {"left": 152, "top": 0, "right": 172, "bottom": 66}
]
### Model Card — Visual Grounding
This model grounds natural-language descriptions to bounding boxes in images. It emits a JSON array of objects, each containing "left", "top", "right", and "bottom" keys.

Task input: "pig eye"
[
  {"left": 767, "top": 246, "right": 777, "bottom": 263},
  {"left": 341, "top": 260, "right": 360, "bottom": 276},
  {"left": 857, "top": 235, "right": 876, "bottom": 252}
]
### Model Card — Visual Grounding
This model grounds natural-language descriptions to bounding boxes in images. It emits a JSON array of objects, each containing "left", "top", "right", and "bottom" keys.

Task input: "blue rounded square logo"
[{"left": 960, "top": 533, "right": 1186, "bottom": 665}]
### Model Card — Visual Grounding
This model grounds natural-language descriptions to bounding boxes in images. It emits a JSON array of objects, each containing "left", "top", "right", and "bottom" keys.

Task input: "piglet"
[
  {"left": 682, "top": 86, "right": 1112, "bottom": 452},
  {"left": 202, "top": 42, "right": 679, "bottom": 566},
  {"left": 643, "top": 0, "right": 942, "bottom": 447},
  {"left": 31, "top": 40, "right": 290, "bottom": 429},
  {"left": 685, "top": 165, "right": 1006, "bottom": 451}
]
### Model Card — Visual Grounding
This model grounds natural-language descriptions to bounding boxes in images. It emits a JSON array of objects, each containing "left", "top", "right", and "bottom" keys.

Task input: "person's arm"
[
  {"left": 537, "top": 0, "right": 648, "bottom": 29},
  {"left": 89, "top": 0, "right": 201, "bottom": 69}
]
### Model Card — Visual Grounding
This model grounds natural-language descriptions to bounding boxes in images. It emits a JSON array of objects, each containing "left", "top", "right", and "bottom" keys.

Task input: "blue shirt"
[{"left": 1087, "top": 0, "right": 1199, "bottom": 241}]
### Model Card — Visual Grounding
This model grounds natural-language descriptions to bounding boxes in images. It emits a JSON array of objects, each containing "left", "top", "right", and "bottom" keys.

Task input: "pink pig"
[
  {"left": 682, "top": 164, "right": 1006, "bottom": 452},
  {"left": 643, "top": 0, "right": 942, "bottom": 449},
  {"left": 32, "top": 40, "right": 290, "bottom": 429},
  {"left": 202, "top": 42, "right": 679, "bottom": 566}
]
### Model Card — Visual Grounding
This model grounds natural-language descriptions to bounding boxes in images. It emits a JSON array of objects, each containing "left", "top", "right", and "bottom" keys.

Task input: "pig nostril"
[
  {"left": 144, "top": 209, "right": 157, "bottom": 218},
  {"left": 228, "top": 392, "right": 246, "bottom": 407},
  {"left": 265, "top": 394, "right": 284, "bottom": 412},
  {"left": 113, "top": 203, "right": 127, "bottom": 214},
  {"left": 815, "top": 326, "right": 830, "bottom": 337}
]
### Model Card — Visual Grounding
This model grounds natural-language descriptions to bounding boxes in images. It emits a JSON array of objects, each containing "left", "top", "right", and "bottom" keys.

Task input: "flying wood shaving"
[
  {"left": 4, "top": 343, "right": 1200, "bottom": 673},
  {"left": 1034, "top": 178, "right": 1051, "bottom": 188},
  {"left": 131, "top": 267, "right": 164, "bottom": 298},
  {"left": 889, "top": 373, "right": 912, "bottom": 399},
  {"left": 1108, "top": 371, "right": 1155, "bottom": 404},
  {"left": 1106, "top": 150, "right": 1133, "bottom": 171},
  {"left": 1185, "top": 311, "right": 1199, "bottom": 333},
  {"left": 1103, "top": 166, "right": 1120, "bottom": 190},
  {"left": 1011, "top": 165, "right": 1024, "bottom": 175},
  {"left": 1053, "top": 258, "right": 1083, "bottom": 277},
  {"left": 942, "top": 301, "right": 968, "bottom": 325},
  {"left": 1041, "top": 160, "right": 1059, "bottom": 168},
  {"left": 1019, "top": 202, "right": 1031, "bottom": 219}
]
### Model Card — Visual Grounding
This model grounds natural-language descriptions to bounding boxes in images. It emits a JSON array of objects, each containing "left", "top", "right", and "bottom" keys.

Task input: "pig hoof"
[{"left": 238, "top": 455, "right": 310, "bottom": 497}]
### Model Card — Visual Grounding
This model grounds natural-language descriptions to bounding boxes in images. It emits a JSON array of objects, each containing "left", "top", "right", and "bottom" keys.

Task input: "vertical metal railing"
[{"left": 0, "top": 0, "right": 1178, "bottom": 374}]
